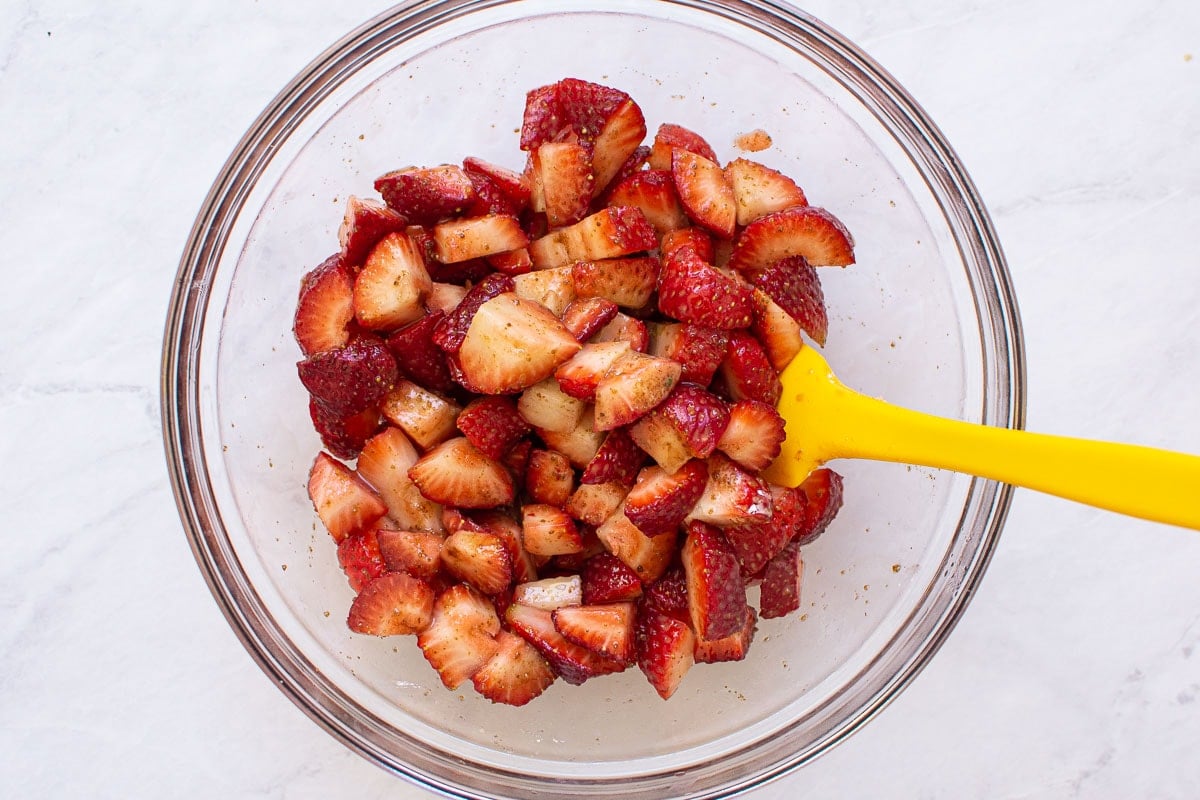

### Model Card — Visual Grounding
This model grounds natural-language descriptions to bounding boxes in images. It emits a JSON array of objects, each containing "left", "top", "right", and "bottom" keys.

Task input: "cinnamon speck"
[{"left": 735, "top": 129, "right": 773, "bottom": 152}]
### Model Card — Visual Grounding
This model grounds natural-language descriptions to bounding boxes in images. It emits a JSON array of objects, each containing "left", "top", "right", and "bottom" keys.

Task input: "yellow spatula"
[{"left": 762, "top": 345, "right": 1200, "bottom": 530}]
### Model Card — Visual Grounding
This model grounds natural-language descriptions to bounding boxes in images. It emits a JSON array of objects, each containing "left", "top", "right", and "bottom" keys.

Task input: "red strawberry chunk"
[
  {"left": 472, "top": 629, "right": 556, "bottom": 706},
  {"left": 385, "top": 312, "right": 457, "bottom": 394},
  {"left": 336, "top": 527, "right": 387, "bottom": 593},
  {"left": 686, "top": 454, "right": 773, "bottom": 528},
  {"left": 308, "top": 399, "right": 384, "bottom": 460},
  {"left": 628, "top": 383, "right": 730, "bottom": 474},
  {"left": 472, "top": 510, "right": 539, "bottom": 586},
  {"left": 723, "top": 484, "right": 806, "bottom": 576},
  {"left": 671, "top": 149, "right": 737, "bottom": 239},
  {"left": 528, "top": 206, "right": 656, "bottom": 269},
  {"left": 409, "top": 224, "right": 494, "bottom": 284},
  {"left": 307, "top": 451, "right": 387, "bottom": 543},
  {"left": 581, "top": 428, "right": 647, "bottom": 486},
  {"left": 376, "top": 528, "right": 444, "bottom": 580},
  {"left": 441, "top": 529, "right": 513, "bottom": 596},
  {"left": 728, "top": 205, "right": 856, "bottom": 272},
  {"left": 656, "top": 244, "right": 754, "bottom": 330},
  {"left": 519, "top": 78, "right": 633, "bottom": 151},
  {"left": 751, "top": 288, "right": 803, "bottom": 372},
  {"left": 511, "top": 575, "right": 583, "bottom": 611},
  {"left": 374, "top": 165, "right": 477, "bottom": 226},
  {"left": 532, "top": 141, "right": 595, "bottom": 227},
  {"left": 525, "top": 448, "right": 575, "bottom": 507},
  {"left": 592, "top": 313, "right": 649, "bottom": 353},
  {"left": 623, "top": 460, "right": 709, "bottom": 537},
  {"left": 581, "top": 552, "right": 644, "bottom": 604},
  {"left": 648, "top": 322, "right": 730, "bottom": 386},
  {"left": 561, "top": 297, "right": 620, "bottom": 343},
  {"left": 749, "top": 256, "right": 828, "bottom": 346},
  {"left": 347, "top": 572, "right": 435, "bottom": 636},
  {"left": 488, "top": 246, "right": 533, "bottom": 276},
  {"left": 408, "top": 437, "right": 515, "bottom": 509},
  {"left": 417, "top": 584, "right": 502, "bottom": 689},
  {"left": 648, "top": 122, "right": 718, "bottom": 169},
  {"left": 463, "top": 156, "right": 532, "bottom": 209},
  {"left": 338, "top": 196, "right": 408, "bottom": 268},
  {"left": 458, "top": 293, "right": 583, "bottom": 395},
  {"left": 506, "top": 603, "right": 628, "bottom": 685},
  {"left": 595, "top": 513, "right": 677, "bottom": 585},
  {"left": 759, "top": 540, "right": 804, "bottom": 619},
  {"left": 356, "top": 426, "right": 444, "bottom": 533},
  {"left": 635, "top": 600, "right": 695, "bottom": 700},
  {"left": 297, "top": 337, "right": 398, "bottom": 417},
  {"left": 572, "top": 256, "right": 659, "bottom": 309},
  {"left": 642, "top": 567, "right": 690, "bottom": 622},
  {"left": 293, "top": 254, "right": 354, "bottom": 356},
  {"left": 432, "top": 272, "right": 516, "bottom": 355},
  {"left": 793, "top": 467, "right": 845, "bottom": 546},
  {"left": 553, "top": 601, "right": 637, "bottom": 663},
  {"left": 565, "top": 481, "right": 629, "bottom": 527},
  {"left": 660, "top": 227, "right": 715, "bottom": 263},
  {"left": 353, "top": 231, "right": 433, "bottom": 331},
  {"left": 604, "top": 169, "right": 689, "bottom": 236},
  {"left": 592, "top": 350, "right": 681, "bottom": 431},
  {"left": 694, "top": 606, "right": 757, "bottom": 664},
  {"left": 521, "top": 503, "right": 584, "bottom": 557},
  {"left": 723, "top": 157, "right": 808, "bottom": 226},
  {"left": 455, "top": 396, "right": 531, "bottom": 460},
  {"left": 609, "top": 144, "right": 652, "bottom": 186},
  {"left": 716, "top": 400, "right": 785, "bottom": 472},
  {"left": 378, "top": 380, "right": 461, "bottom": 451},
  {"left": 720, "top": 331, "right": 781, "bottom": 405},
  {"left": 681, "top": 522, "right": 747, "bottom": 641}
]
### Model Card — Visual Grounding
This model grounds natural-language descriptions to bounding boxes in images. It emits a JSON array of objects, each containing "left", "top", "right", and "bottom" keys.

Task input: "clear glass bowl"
[{"left": 161, "top": 1, "right": 1024, "bottom": 797}]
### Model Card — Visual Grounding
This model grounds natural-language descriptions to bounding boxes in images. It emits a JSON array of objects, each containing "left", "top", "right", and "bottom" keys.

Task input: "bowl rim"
[{"left": 161, "top": 0, "right": 1026, "bottom": 797}]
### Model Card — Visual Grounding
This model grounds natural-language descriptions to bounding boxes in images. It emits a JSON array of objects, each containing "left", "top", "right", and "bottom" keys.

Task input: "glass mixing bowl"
[{"left": 161, "top": 1, "right": 1024, "bottom": 797}]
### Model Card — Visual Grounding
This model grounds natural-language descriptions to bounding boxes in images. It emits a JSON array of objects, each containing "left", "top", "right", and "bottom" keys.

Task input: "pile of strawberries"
[{"left": 295, "top": 78, "right": 852, "bottom": 705}]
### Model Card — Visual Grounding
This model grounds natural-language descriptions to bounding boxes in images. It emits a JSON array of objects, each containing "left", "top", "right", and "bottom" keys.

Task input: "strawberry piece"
[
  {"left": 565, "top": 481, "right": 628, "bottom": 526},
  {"left": 463, "top": 156, "right": 533, "bottom": 210},
  {"left": 759, "top": 540, "right": 804, "bottom": 619},
  {"left": 385, "top": 312, "right": 457, "bottom": 394},
  {"left": 472, "top": 629, "right": 557, "bottom": 706},
  {"left": 648, "top": 122, "right": 718, "bottom": 169},
  {"left": 686, "top": 453, "right": 773, "bottom": 528},
  {"left": 592, "top": 313, "right": 649, "bottom": 352},
  {"left": 432, "top": 215, "right": 528, "bottom": 263},
  {"left": 623, "top": 460, "right": 709, "bottom": 536},
  {"left": 719, "top": 330, "right": 782, "bottom": 405},
  {"left": 338, "top": 196, "right": 408, "bottom": 268},
  {"left": 357, "top": 427, "right": 444, "bottom": 533},
  {"left": 352, "top": 231, "right": 434, "bottom": 331},
  {"left": 455, "top": 396, "right": 530, "bottom": 460},
  {"left": 458, "top": 293, "right": 582, "bottom": 394},
  {"left": 532, "top": 141, "right": 595, "bottom": 227},
  {"left": 561, "top": 297, "right": 619, "bottom": 343},
  {"left": 580, "top": 428, "right": 646, "bottom": 486},
  {"left": 294, "top": 254, "right": 354, "bottom": 356},
  {"left": 441, "top": 529, "right": 513, "bottom": 596},
  {"left": 417, "top": 583, "right": 501, "bottom": 689},
  {"left": 628, "top": 384, "right": 731, "bottom": 473},
  {"left": 408, "top": 437, "right": 515, "bottom": 509},
  {"left": 408, "top": 224, "right": 493, "bottom": 284},
  {"left": 512, "top": 265, "right": 577, "bottom": 317},
  {"left": 525, "top": 449, "right": 575, "bottom": 507},
  {"left": 758, "top": 263, "right": 828, "bottom": 349},
  {"left": 591, "top": 97, "right": 648, "bottom": 192},
  {"left": 581, "top": 552, "right": 644, "bottom": 604},
  {"left": 432, "top": 273, "right": 515, "bottom": 355},
  {"left": 660, "top": 227, "right": 714, "bottom": 263},
  {"left": 506, "top": 603, "right": 628, "bottom": 685},
  {"left": 502, "top": 438, "right": 533, "bottom": 483},
  {"left": 656, "top": 244, "right": 754, "bottom": 330},
  {"left": 648, "top": 322, "right": 730, "bottom": 386},
  {"left": 464, "top": 168, "right": 523, "bottom": 216},
  {"left": 519, "top": 78, "right": 629, "bottom": 149},
  {"left": 297, "top": 337, "right": 398, "bottom": 417},
  {"left": 642, "top": 567, "right": 690, "bottom": 622},
  {"left": 376, "top": 528, "right": 444, "bottom": 580},
  {"left": 751, "top": 288, "right": 803, "bottom": 371},
  {"left": 426, "top": 281, "right": 469, "bottom": 314},
  {"left": 347, "top": 572, "right": 435, "bottom": 636},
  {"left": 375, "top": 165, "right": 476, "bottom": 226},
  {"left": 634, "top": 600, "right": 695, "bottom": 700},
  {"left": 723, "top": 485, "right": 806, "bottom": 576},
  {"left": 592, "top": 351, "right": 682, "bottom": 431},
  {"left": 555, "top": 341, "right": 632, "bottom": 400},
  {"left": 307, "top": 453, "right": 388, "bottom": 542},
  {"left": 681, "top": 521, "right": 747, "bottom": 641},
  {"left": 595, "top": 512, "right": 676, "bottom": 585},
  {"left": 518, "top": 376, "right": 587, "bottom": 433},
  {"left": 521, "top": 503, "right": 584, "bottom": 557},
  {"left": 695, "top": 606, "right": 757, "bottom": 664},
  {"left": 336, "top": 527, "right": 387, "bottom": 592},
  {"left": 671, "top": 149, "right": 736, "bottom": 238},
  {"left": 512, "top": 575, "right": 583, "bottom": 611},
  {"left": 537, "top": 406, "right": 605, "bottom": 468},
  {"left": 723, "top": 157, "right": 808, "bottom": 226},
  {"left": 308, "top": 399, "right": 384, "bottom": 460},
  {"left": 528, "top": 206, "right": 656, "bottom": 269},
  {"left": 604, "top": 169, "right": 689, "bottom": 236},
  {"left": 487, "top": 246, "right": 533, "bottom": 276},
  {"left": 608, "top": 144, "right": 652, "bottom": 187},
  {"left": 553, "top": 601, "right": 637, "bottom": 663},
  {"left": 571, "top": 256, "right": 659, "bottom": 309},
  {"left": 379, "top": 379, "right": 461, "bottom": 451},
  {"left": 793, "top": 467, "right": 845, "bottom": 546},
  {"left": 716, "top": 400, "right": 785, "bottom": 472},
  {"left": 728, "top": 205, "right": 855, "bottom": 272}
]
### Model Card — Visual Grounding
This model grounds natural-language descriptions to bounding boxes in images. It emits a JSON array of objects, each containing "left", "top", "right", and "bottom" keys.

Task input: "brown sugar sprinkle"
[{"left": 735, "top": 129, "right": 773, "bottom": 152}]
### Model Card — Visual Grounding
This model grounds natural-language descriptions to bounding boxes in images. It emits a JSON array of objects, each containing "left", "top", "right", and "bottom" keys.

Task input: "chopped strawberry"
[
  {"left": 685, "top": 453, "right": 773, "bottom": 527},
  {"left": 306, "top": 452, "right": 387, "bottom": 542},
  {"left": 717, "top": 400, "right": 785, "bottom": 472},
  {"left": 609, "top": 144, "right": 652, "bottom": 187},
  {"left": 375, "top": 165, "right": 476, "bottom": 226},
  {"left": 440, "top": 529, "right": 514, "bottom": 596},
  {"left": 634, "top": 600, "right": 695, "bottom": 699},
  {"left": 472, "top": 630, "right": 556, "bottom": 706},
  {"left": 294, "top": 254, "right": 354, "bottom": 356},
  {"left": 455, "top": 396, "right": 530, "bottom": 460},
  {"left": 553, "top": 601, "right": 637, "bottom": 663},
  {"left": 308, "top": 399, "right": 384, "bottom": 460},
  {"left": 519, "top": 78, "right": 632, "bottom": 151},
  {"left": 748, "top": 256, "right": 828, "bottom": 346},
  {"left": 408, "top": 436, "right": 515, "bottom": 509},
  {"left": 695, "top": 606, "right": 757, "bottom": 663},
  {"left": 463, "top": 156, "right": 532, "bottom": 209},
  {"left": 431, "top": 272, "right": 515, "bottom": 355},
  {"left": 506, "top": 603, "right": 628, "bottom": 685},
  {"left": 647, "top": 322, "right": 730, "bottom": 386},
  {"left": 355, "top": 427, "right": 443, "bottom": 532},
  {"left": 297, "top": 336, "right": 398, "bottom": 417},
  {"left": 554, "top": 341, "right": 632, "bottom": 400},
  {"left": 671, "top": 149, "right": 736, "bottom": 238},
  {"left": 536, "top": 406, "right": 605, "bottom": 468},
  {"left": 656, "top": 244, "right": 754, "bottom": 330},
  {"left": 487, "top": 246, "right": 533, "bottom": 276},
  {"left": 472, "top": 510, "right": 539, "bottom": 585},
  {"left": 336, "top": 527, "right": 387, "bottom": 592},
  {"left": 580, "top": 428, "right": 646, "bottom": 486},
  {"left": 464, "top": 168, "right": 523, "bottom": 216},
  {"left": 592, "top": 313, "right": 649, "bottom": 352},
  {"left": 793, "top": 467, "right": 845, "bottom": 546},
  {"left": 521, "top": 503, "right": 584, "bottom": 557},
  {"left": 590, "top": 97, "right": 648, "bottom": 192},
  {"left": 385, "top": 312, "right": 457, "bottom": 394},
  {"left": 528, "top": 206, "right": 656, "bottom": 269},
  {"left": 512, "top": 575, "right": 583, "bottom": 611},
  {"left": 751, "top": 288, "right": 803, "bottom": 371},
  {"left": 571, "top": 256, "right": 659, "bottom": 309},
  {"left": 595, "top": 512, "right": 676, "bottom": 585},
  {"left": 723, "top": 484, "right": 806, "bottom": 576},
  {"left": 502, "top": 438, "right": 533, "bottom": 483},
  {"left": 681, "top": 521, "right": 747, "bottom": 641},
  {"left": 338, "top": 196, "right": 408, "bottom": 268},
  {"left": 457, "top": 294, "right": 582, "bottom": 394},
  {"left": 525, "top": 449, "right": 575, "bottom": 507},
  {"left": 532, "top": 141, "right": 595, "bottom": 227},
  {"left": 379, "top": 380, "right": 461, "bottom": 451},
  {"left": 723, "top": 157, "right": 808, "bottom": 226},
  {"left": 628, "top": 383, "right": 730, "bottom": 473},
  {"left": 417, "top": 583, "right": 501, "bottom": 689},
  {"left": 623, "top": 460, "right": 709, "bottom": 536},
  {"left": 565, "top": 481, "right": 629, "bottom": 526},
  {"left": 642, "top": 567, "right": 691, "bottom": 622},
  {"left": 719, "top": 330, "right": 782, "bottom": 405},
  {"left": 592, "top": 350, "right": 681, "bottom": 431},
  {"left": 518, "top": 376, "right": 587, "bottom": 433},
  {"left": 759, "top": 540, "right": 804, "bottom": 619},
  {"left": 561, "top": 297, "right": 620, "bottom": 343},
  {"left": 352, "top": 231, "right": 432, "bottom": 332},
  {"left": 604, "top": 169, "right": 690, "bottom": 236},
  {"left": 728, "top": 205, "right": 855, "bottom": 272},
  {"left": 660, "top": 227, "right": 714, "bottom": 263},
  {"left": 408, "top": 224, "right": 493, "bottom": 284},
  {"left": 581, "top": 552, "right": 644, "bottom": 604},
  {"left": 511, "top": 265, "right": 578, "bottom": 317},
  {"left": 648, "top": 122, "right": 718, "bottom": 169},
  {"left": 376, "top": 528, "right": 444, "bottom": 580},
  {"left": 425, "top": 281, "right": 469, "bottom": 314},
  {"left": 347, "top": 572, "right": 435, "bottom": 636},
  {"left": 432, "top": 214, "right": 528, "bottom": 263}
]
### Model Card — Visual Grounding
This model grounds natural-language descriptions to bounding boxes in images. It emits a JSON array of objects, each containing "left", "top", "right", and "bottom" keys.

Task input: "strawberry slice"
[
  {"left": 518, "top": 376, "right": 587, "bottom": 433},
  {"left": 512, "top": 575, "right": 583, "bottom": 611},
  {"left": 634, "top": 599, "right": 695, "bottom": 699},
  {"left": 581, "top": 552, "right": 644, "bottom": 604},
  {"left": 553, "top": 601, "right": 637, "bottom": 663},
  {"left": 471, "top": 629, "right": 557, "bottom": 706},
  {"left": 728, "top": 205, "right": 855, "bottom": 272},
  {"left": 595, "top": 512, "right": 676, "bottom": 585},
  {"left": 685, "top": 453, "right": 773, "bottom": 528},
  {"left": 379, "top": 380, "right": 461, "bottom": 451},
  {"left": 440, "top": 529, "right": 513, "bottom": 596},
  {"left": 560, "top": 297, "right": 619, "bottom": 343},
  {"left": 592, "top": 313, "right": 649, "bottom": 352},
  {"left": 719, "top": 330, "right": 782, "bottom": 405},
  {"left": 353, "top": 231, "right": 433, "bottom": 331},
  {"left": 463, "top": 156, "right": 532, "bottom": 210},
  {"left": 592, "top": 350, "right": 682, "bottom": 431},
  {"left": 417, "top": 583, "right": 502, "bottom": 689},
  {"left": 455, "top": 396, "right": 530, "bottom": 460},
  {"left": 308, "top": 399, "right": 384, "bottom": 460},
  {"left": 723, "top": 157, "right": 808, "bottom": 226},
  {"left": 565, "top": 481, "right": 629, "bottom": 526},
  {"left": 748, "top": 256, "right": 828, "bottom": 346},
  {"left": 571, "top": 256, "right": 659, "bottom": 309},
  {"left": 525, "top": 449, "right": 575, "bottom": 507},
  {"left": 580, "top": 428, "right": 647, "bottom": 486},
  {"left": 470, "top": 510, "right": 539, "bottom": 585},
  {"left": 660, "top": 227, "right": 714, "bottom": 263},
  {"left": 623, "top": 460, "right": 709, "bottom": 536},
  {"left": 464, "top": 168, "right": 523, "bottom": 216},
  {"left": 408, "top": 436, "right": 515, "bottom": 509},
  {"left": 512, "top": 265, "right": 578, "bottom": 317},
  {"left": 554, "top": 341, "right": 633, "bottom": 400},
  {"left": 336, "top": 527, "right": 387, "bottom": 593},
  {"left": 426, "top": 281, "right": 469, "bottom": 314},
  {"left": 793, "top": 467, "right": 845, "bottom": 546},
  {"left": 681, "top": 521, "right": 748, "bottom": 641},
  {"left": 432, "top": 272, "right": 515, "bottom": 355},
  {"left": 376, "top": 528, "right": 444, "bottom": 580},
  {"left": 457, "top": 293, "right": 582, "bottom": 394},
  {"left": 487, "top": 246, "right": 533, "bottom": 276},
  {"left": 628, "top": 384, "right": 731, "bottom": 474},
  {"left": 506, "top": 602, "right": 628, "bottom": 685},
  {"left": 338, "top": 196, "right": 408, "bottom": 268},
  {"left": 648, "top": 122, "right": 718, "bottom": 170},
  {"left": 648, "top": 322, "right": 730, "bottom": 386},
  {"left": 306, "top": 452, "right": 387, "bottom": 542},
  {"left": 656, "top": 244, "right": 754, "bottom": 330},
  {"left": 591, "top": 97, "right": 648, "bottom": 192},
  {"left": 716, "top": 400, "right": 785, "bottom": 472},
  {"left": 375, "top": 165, "right": 476, "bottom": 226},
  {"left": 528, "top": 206, "right": 656, "bottom": 269},
  {"left": 723, "top": 484, "right": 806, "bottom": 576},
  {"left": 671, "top": 149, "right": 737, "bottom": 238},
  {"left": 385, "top": 312, "right": 457, "bottom": 394},
  {"left": 294, "top": 254, "right": 354, "bottom": 356},
  {"left": 407, "top": 224, "right": 493, "bottom": 283},
  {"left": 297, "top": 336, "right": 398, "bottom": 417},
  {"left": 356, "top": 427, "right": 444, "bottom": 532},
  {"left": 751, "top": 289, "right": 803, "bottom": 371},
  {"left": 608, "top": 144, "right": 652, "bottom": 187},
  {"left": 694, "top": 606, "right": 757, "bottom": 664},
  {"left": 537, "top": 406, "right": 605, "bottom": 468},
  {"left": 347, "top": 572, "right": 435, "bottom": 636},
  {"left": 759, "top": 540, "right": 804, "bottom": 619},
  {"left": 521, "top": 503, "right": 584, "bottom": 557},
  {"left": 432, "top": 214, "right": 528, "bottom": 263},
  {"left": 519, "top": 78, "right": 632, "bottom": 151},
  {"left": 532, "top": 141, "right": 595, "bottom": 227},
  {"left": 604, "top": 169, "right": 690, "bottom": 236},
  {"left": 642, "top": 567, "right": 690, "bottom": 622}
]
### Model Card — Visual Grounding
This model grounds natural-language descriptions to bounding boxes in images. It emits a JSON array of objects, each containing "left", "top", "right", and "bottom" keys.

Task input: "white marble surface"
[{"left": 3, "top": 0, "right": 1199, "bottom": 797}]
